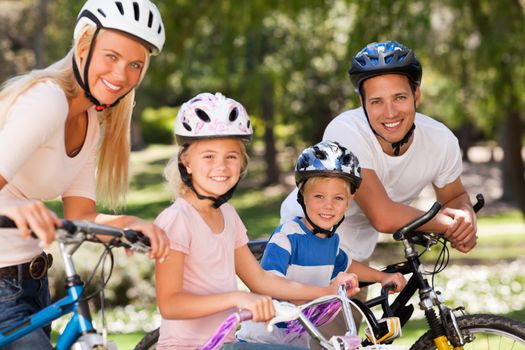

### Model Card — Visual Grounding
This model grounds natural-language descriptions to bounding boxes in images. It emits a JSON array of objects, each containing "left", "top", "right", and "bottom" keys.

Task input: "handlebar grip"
[
  {"left": 238, "top": 309, "right": 253, "bottom": 322},
  {"left": 123, "top": 229, "right": 151, "bottom": 247},
  {"left": 473, "top": 193, "right": 485, "bottom": 213},
  {"left": 393, "top": 201, "right": 442, "bottom": 241},
  {"left": 0, "top": 216, "right": 16, "bottom": 228}
]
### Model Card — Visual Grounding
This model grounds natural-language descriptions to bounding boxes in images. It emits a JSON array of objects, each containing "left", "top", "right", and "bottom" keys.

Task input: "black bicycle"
[{"left": 135, "top": 193, "right": 525, "bottom": 350}]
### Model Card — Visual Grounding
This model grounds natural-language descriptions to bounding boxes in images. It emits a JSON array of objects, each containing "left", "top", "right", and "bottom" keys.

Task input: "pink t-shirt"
[{"left": 154, "top": 197, "right": 249, "bottom": 350}]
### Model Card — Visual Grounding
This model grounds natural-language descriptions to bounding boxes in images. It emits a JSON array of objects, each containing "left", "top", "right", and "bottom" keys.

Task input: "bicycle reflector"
[{"left": 365, "top": 317, "right": 402, "bottom": 344}]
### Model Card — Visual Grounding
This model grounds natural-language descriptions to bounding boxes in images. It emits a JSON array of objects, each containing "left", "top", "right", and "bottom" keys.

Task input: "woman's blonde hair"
[
  {"left": 164, "top": 139, "right": 250, "bottom": 198},
  {"left": 0, "top": 26, "right": 151, "bottom": 210}
]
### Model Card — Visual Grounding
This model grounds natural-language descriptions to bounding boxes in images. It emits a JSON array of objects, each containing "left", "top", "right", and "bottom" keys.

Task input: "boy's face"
[{"left": 302, "top": 177, "right": 352, "bottom": 233}]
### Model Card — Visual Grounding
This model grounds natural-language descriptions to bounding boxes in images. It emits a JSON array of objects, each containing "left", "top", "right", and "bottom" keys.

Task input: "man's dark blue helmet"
[{"left": 349, "top": 41, "right": 422, "bottom": 94}]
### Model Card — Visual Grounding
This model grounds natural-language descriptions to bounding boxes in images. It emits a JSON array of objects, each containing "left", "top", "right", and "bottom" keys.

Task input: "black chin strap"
[
  {"left": 296, "top": 191, "right": 344, "bottom": 238},
  {"left": 72, "top": 26, "right": 129, "bottom": 112},
  {"left": 178, "top": 161, "right": 238, "bottom": 209}
]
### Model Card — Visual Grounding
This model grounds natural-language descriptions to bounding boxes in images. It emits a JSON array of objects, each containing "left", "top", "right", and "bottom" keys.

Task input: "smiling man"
[{"left": 280, "top": 41, "right": 477, "bottom": 347}]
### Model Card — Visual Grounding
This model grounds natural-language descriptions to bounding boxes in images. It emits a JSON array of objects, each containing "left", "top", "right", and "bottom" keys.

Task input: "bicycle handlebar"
[
  {"left": 0, "top": 216, "right": 151, "bottom": 253},
  {"left": 392, "top": 193, "right": 485, "bottom": 242}
]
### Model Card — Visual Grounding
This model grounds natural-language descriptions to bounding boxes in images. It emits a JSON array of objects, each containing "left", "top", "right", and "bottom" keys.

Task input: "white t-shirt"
[
  {"left": 0, "top": 80, "right": 99, "bottom": 266},
  {"left": 281, "top": 107, "right": 462, "bottom": 261}
]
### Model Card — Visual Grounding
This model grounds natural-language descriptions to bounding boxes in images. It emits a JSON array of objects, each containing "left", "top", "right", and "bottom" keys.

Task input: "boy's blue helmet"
[
  {"left": 295, "top": 141, "right": 362, "bottom": 195},
  {"left": 349, "top": 41, "right": 422, "bottom": 94}
]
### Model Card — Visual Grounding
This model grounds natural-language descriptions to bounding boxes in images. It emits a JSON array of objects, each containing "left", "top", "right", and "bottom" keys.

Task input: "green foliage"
[{"left": 141, "top": 106, "right": 178, "bottom": 145}]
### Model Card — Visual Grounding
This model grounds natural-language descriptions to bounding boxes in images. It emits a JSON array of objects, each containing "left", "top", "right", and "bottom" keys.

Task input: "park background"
[{"left": 1, "top": 0, "right": 525, "bottom": 347}]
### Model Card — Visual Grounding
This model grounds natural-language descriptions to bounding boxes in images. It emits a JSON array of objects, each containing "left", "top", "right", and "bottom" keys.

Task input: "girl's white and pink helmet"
[{"left": 174, "top": 92, "right": 253, "bottom": 145}]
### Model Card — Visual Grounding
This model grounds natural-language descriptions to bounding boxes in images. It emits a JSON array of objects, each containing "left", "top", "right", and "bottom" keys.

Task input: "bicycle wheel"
[
  {"left": 134, "top": 328, "right": 159, "bottom": 350},
  {"left": 410, "top": 314, "right": 525, "bottom": 350}
]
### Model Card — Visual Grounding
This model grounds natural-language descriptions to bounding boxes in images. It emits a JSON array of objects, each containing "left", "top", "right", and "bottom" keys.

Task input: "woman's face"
[{"left": 79, "top": 30, "right": 147, "bottom": 105}]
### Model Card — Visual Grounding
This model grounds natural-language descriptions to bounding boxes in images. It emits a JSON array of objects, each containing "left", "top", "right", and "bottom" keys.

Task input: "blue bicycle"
[{"left": 0, "top": 217, "right": 151, "bottom": 349}]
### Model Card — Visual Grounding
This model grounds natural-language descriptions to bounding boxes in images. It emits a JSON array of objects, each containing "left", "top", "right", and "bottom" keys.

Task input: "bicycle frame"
[
  {"left": 357, "top": 195, "right": 486, "bottom": 350},
  {"left": 0, "top": 240, "right": 100, "bottom": 349},
  {"left": 0, "top": 219, "right": 150, "bottom": 349}
]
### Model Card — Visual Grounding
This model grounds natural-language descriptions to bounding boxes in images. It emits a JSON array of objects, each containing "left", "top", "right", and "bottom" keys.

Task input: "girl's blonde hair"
[
  {"left": 0, "top": 26, "right": 151, "bottom": 210},
  {"left": 164, "top": 139, "right": 250, "bottom": 198}
]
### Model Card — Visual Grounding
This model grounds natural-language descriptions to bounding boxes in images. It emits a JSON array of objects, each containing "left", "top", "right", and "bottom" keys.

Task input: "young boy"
[{"left": 237, "top": 141, "right": 406, "bottom": 346}]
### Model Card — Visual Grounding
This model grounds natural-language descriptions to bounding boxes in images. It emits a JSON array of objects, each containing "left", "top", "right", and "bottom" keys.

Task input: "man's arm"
[
  {"left": 354, "top": 168, "right": 454, "bottom": 234},
  {"left": 433, "top": 177, "right": 477, "bottom": 253}
]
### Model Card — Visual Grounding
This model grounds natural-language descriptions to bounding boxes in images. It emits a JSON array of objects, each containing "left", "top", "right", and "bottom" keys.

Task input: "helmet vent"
[
  {"left": 195, "top": 109, "right": 211, "bottom": 122},
  {"left": 148, "top": 11, "right": 153, "bottom": 28},
  {"left": 97, "top": 8, "right": 106, "bottom": 17},
  {"left": 133, "top": 2, "right": 140, "bottom": 21},
  {"left": 183, "top": 122, "right": 192, "bottom": 132},
  {"left": 229, "top": 108, "right": 239, "bottom": 121},
  {"left": 157, "top": 24, "right": 163, "bottom": 34},
  {"left": 115, "top": 1, "right": 124, "bottom": 15}
]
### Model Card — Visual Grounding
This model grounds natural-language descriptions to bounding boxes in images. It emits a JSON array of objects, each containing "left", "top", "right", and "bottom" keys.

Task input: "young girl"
[
  {"left": 155, "top": 93, "right": 359, "bottom": 349},
  {"left": 237, "top": 141, "right": 406, "bottom": 346},
  {"left": 0, "top": 1, "right": 168, "bottom": 348}
]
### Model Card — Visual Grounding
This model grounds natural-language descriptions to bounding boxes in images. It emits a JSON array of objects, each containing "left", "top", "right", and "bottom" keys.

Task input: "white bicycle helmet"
[
  {"left": 74, "top": 0, "right": 165, "bottom": 55},
  {"left": 174, "top": 92, "right": 253, "bottom": 145}
]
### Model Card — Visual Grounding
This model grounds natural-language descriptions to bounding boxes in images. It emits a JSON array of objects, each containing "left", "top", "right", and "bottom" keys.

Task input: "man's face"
[{"left": 361, "top": 74, "right": 420, "bottom": 154}]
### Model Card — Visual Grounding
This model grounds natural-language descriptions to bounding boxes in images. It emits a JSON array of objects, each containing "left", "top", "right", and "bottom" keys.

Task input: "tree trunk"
[
  {"left": 33, "top": 0, "right": 49, "bottom": 68},
  {"left": 261, "top": 77, "right": 279, "bottom": 185}
]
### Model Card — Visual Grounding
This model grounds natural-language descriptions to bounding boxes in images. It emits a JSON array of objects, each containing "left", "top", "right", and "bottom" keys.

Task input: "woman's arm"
[
  {"left": 63, "top": 196, "right": 169, "bottom": 260},
  {"left": 0, "top": 174, "right": 59, "bottom": 246}
]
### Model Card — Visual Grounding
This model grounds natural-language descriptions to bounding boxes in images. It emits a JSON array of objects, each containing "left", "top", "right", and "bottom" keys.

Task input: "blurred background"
[{"left": 1, "top": 0, "right": 524, "bottom": 347}]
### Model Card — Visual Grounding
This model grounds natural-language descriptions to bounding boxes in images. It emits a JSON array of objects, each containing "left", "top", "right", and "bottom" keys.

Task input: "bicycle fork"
[{"left": 419, "top": 288, "right": 467, "bottom": 350}]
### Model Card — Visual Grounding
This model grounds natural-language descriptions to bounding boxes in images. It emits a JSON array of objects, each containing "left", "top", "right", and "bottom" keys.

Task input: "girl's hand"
[
  {"left": 235, "top": 292, "right": 275, "bottom": 322},
  {"left": 125, "top": 218, "right": 170, "bottom": 261},
  {"left": 330, "top": 272, "right": 360, "bottom": 297},
  {"left": 380, "top": 272, "right": 406, "bottom": 293},
  {"left": 1, "top": 199, "right": 59, "bottom": 248}
]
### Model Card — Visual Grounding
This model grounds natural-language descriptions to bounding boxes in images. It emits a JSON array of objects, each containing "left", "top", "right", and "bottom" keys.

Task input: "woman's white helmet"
[
  {"left": 74, "top": 0, "right": 165, "bottom": 55},
  {"left": 175, "top": 92, "right": 253, "bottom": 145}
]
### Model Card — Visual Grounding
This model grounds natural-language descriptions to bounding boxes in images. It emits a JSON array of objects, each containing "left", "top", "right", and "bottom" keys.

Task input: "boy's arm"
[
  {"left": 236, "top": 244, "right": 355, "bottom": 301},
  {"left": 347, "top": 260, "right": 406, "bottom": 293}
]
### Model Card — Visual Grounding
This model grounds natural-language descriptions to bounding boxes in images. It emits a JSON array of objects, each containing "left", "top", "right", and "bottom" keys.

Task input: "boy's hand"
[
  {"left": 380, "top": 272, "right": 406, "bottom": 293},
  {"left": 331, "top": 272, "right": 360, "bottom": 297}
]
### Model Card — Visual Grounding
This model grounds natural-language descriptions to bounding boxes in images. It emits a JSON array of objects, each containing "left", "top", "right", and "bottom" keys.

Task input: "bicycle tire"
[
  {"left": 134, "top": 328, "right": 159, "bottom": 350},
  {"left": 409, "top": 314, "right": 525, "bottom": 350}
]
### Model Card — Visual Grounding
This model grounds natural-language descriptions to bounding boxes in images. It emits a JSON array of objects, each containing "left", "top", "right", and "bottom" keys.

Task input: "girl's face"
[
  {"left": 183, "top": 138, "right": 244, "bottom": 198},
  {"left": 79, "top": 30, "right": 147, "bottom": 105},
  {"left": 302, "top": 177, "right": 352, "bottom": 232}
]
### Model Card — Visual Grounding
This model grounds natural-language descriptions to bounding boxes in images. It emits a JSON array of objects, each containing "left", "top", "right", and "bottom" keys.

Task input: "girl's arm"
[
  {"left": 235, "top": 244, "right": 356, "bottom": 301},
  {"left": 347, "top": 260, "right": 406, "bottom": 293},
  {"left": 155, "top": 249, "right": 274, "bottom": 322},
  {"left": 62, "top": 196, "right": 169, "bottom": 260}
]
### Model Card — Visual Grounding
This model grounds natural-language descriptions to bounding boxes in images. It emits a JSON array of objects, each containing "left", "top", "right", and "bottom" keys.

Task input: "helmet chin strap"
[
  {"left": 296, "top": 191, "right": 344, "bottom": 238},
  {"left": 361, "top": 100, "right": 416, "bottom": 156},
  {"left": 72, "top": 26, "right": 130, "bottom": 112},
  {"left": 178, "top": 162, "right": 237, "bottom": 209}
]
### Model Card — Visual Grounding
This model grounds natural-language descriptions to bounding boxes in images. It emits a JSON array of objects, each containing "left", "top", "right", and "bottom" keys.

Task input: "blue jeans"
[{"left": 0, "top": 273, "right": 53, "bottom": 350}]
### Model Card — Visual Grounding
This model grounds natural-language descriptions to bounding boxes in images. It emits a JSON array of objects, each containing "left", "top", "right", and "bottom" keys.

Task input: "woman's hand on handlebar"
[
  {"left": 235, "top": 291, "right": 275, "bottom": 322},
  {"left": 331, "top": 272, "right": 360, "bottom": 297},
  {"left": 0, "top": 199, "right": 60, "bottom": 248},
  {"left": 124, "top": 218, "right": 170, "bottom": 261}
]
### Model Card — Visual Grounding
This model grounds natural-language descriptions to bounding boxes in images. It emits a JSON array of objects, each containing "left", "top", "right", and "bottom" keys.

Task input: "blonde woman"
[{"left": 0, "top": 1, "right": 169, "bottom": 348}]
